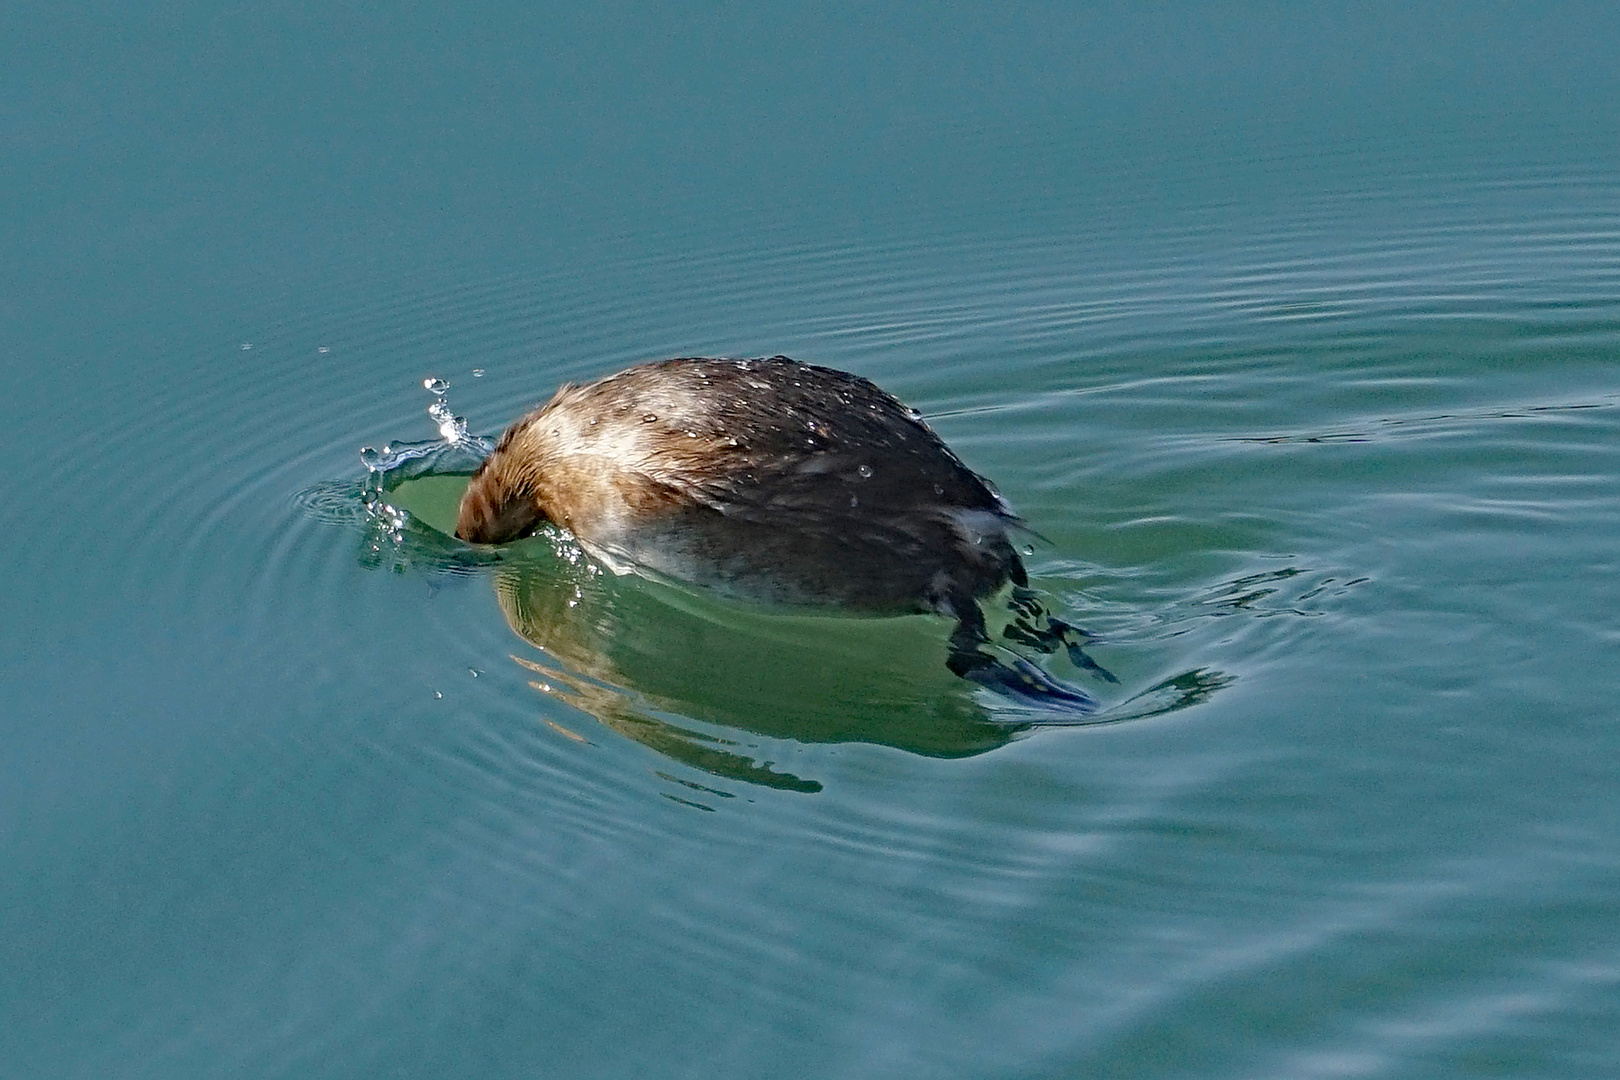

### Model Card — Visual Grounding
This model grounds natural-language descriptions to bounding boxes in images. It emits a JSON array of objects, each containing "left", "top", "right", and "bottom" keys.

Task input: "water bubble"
[
  {"left": 359, "top": 446, "right": 384, "bottom": 471},
  {"left": 933, "top": 484, "right": 945, "bottom": 495},
  {"left": 434, "top": 691, "right": 443, "bottom": 700},
  {"left": 468, "top": 668, "right": 481, "bottom": 677},
  {"left": 849, "top": 495, "right": 859, "bottom": 508},
  {"left": 1022, "top": 544, "right": 1036, "bottom": 556},
  {"left": 423, "top": 377, "right": 449, "bottom": 395},
  {"left": 472, "top": 368, "right": 485, "bottom": 377},
  {"left": 857, "top": 464, "right": 874, "bottom": 479},
  {"left": 428, "top": 401, "right": 454, "bottom": 425},
  {"left": 642, "top": 413, "right": 658, "bottom": 423},
  {"left": 317, "top": 345, "right": 329, "bottom": 354}
]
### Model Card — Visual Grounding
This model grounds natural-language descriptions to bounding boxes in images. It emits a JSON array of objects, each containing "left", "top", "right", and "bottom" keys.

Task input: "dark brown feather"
[{"left": 457, "top": 356, "right": 1027, "bottom": 614}]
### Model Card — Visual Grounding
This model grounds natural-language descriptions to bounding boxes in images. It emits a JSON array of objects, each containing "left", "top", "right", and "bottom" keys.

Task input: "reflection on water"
[
  {"left": 495, "top": 530, "right": 1235, "bottom": 781},
  {"left": 495, "top": 545, "right": 1012, "bottom": 786}
]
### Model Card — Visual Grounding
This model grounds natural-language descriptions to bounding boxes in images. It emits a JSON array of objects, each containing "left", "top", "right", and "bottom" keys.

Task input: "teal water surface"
[{"left": 5, "top": 5, "right": 1620, "bottom": 1078}]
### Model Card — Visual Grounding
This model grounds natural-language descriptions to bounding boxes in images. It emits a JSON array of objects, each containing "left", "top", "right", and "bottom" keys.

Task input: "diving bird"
[{"left": 457, "top": 355, "right": 1107, "bottom": 711}]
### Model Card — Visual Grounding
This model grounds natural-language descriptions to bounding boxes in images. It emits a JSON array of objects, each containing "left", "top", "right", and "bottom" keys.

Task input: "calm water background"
[{"left": 5, "top": 4, "right": 1620, "bottom": 1077}]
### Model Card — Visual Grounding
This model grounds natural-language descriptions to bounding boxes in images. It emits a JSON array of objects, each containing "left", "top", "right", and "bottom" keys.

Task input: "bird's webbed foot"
[
  {"left": 947, "top": 648, "right": 1099, "bottom": 713},
  {"left": 1002, "top": 586, "right": 1119, "bottom": 683},
  {"left": 945, "top": 596, "right": 1099, "bottom": 716}
]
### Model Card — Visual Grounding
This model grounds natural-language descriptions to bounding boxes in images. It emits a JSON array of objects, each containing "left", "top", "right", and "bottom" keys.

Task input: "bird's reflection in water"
[
  {"left": 359, "top": 475, "right": 1230, "bottom": 794},
  {"left": 486, "top": 532, "right": 1230, "bottom": 794},
  {"left": 491, "top": 541, "right": 1013, "bottom": 794}
]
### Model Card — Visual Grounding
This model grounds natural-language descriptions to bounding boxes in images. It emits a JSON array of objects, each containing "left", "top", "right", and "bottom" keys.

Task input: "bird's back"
[{"left": 459, "top": 356, "right": 1027, "bottom": 613}]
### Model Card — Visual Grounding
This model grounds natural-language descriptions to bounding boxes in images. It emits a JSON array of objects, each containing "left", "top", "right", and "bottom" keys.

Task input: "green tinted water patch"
[{"left": 385, "top": 472, "right": 472, "bottom": 536}]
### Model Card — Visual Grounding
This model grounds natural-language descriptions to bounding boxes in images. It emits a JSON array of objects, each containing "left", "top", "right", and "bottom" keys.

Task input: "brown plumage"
[{"left": 457, "top": 355, "right": 1101, "bottom": 712}]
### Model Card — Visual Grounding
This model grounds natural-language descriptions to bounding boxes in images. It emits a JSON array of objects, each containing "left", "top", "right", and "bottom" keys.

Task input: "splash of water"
[{"left": 358, "top": 375, "right": 495, "bottom": 537}]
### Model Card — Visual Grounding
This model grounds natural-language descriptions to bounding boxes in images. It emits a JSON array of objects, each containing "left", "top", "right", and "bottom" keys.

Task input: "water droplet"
[
  {"left": 359, "top": 446, "right": 384, "bottom": 471},
  {"left": 849, "top": 494, "right": 859, "bottom": 508},
  {"left": 472, "top": 368, "right": 485, "bottom": 377},
  {"left": 426, "top": 400, "right": 467, "bottom": 442},
  {"left": 317, "top": 345, "right": 329, "bottom": 354},
  {"left": 933, "top": 484, "right": 945, "bottom": 495},
  {"left": 434, "top": 691, "right": 443, "bottom": 699},
  {"left": 423, "top": 377, "right": 449, "bottom": 395},
  {"left": 857, "top": 464, "right": 874, "bottom": 479},
  {"left": 642, "top": 413, "right": 658, "bottom": 422},
  {"left": 469, "top": 668, "right": 481, "bottom": 677},
  {"left": 588, "top": 417, "right": 599, "bottom": 426},
  {"left": 239, "top": 342, "right": 253, "bottom": 351},
  {"left": 1022, "top": 544, "right": 1035, "bottom": 556}
]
